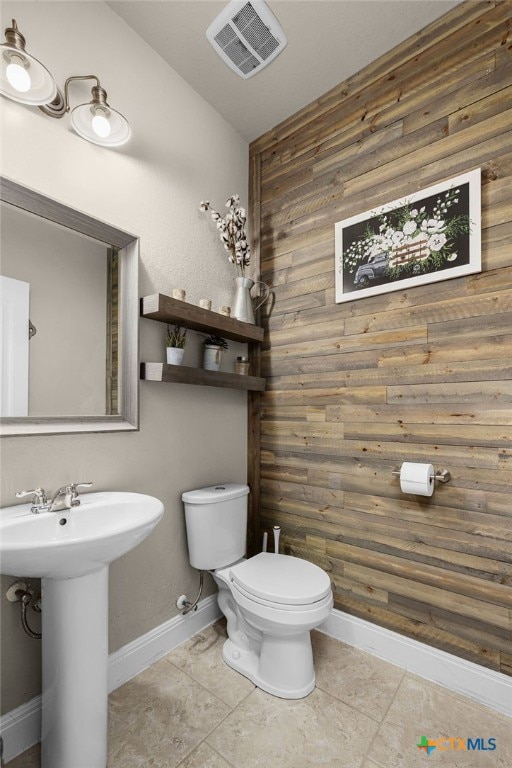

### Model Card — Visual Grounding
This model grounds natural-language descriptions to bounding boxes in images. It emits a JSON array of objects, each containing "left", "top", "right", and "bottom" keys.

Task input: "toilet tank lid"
[{"left": 182, "top": 483, "right": 249, "bottom": 504}]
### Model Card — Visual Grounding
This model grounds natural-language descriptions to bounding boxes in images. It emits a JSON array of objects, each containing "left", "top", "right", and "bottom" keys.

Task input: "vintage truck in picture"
[{"left": 354, "top": 239, "right": 430, "bottom": 287}]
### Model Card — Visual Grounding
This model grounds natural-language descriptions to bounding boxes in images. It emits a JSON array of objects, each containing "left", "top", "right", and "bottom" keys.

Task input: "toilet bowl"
[
  {"left": 182, "top": 484, "right": 333, "bottom": 699},
  {"left": 215, "top": 552, "right": 333, "bottom": 698}
]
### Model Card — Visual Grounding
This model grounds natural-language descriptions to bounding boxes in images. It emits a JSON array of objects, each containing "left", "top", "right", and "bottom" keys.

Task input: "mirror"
[{"left": 0, "top": 177, "right": 139, "bottom": 436}]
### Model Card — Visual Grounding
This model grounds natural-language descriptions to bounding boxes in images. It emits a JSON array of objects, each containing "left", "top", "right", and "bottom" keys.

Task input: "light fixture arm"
[
  {"left": 41, "top": 74, "right": 106, "bottom": 118},
  {"left": 63, "top": 75, "right": 104, "bottom": 113}
]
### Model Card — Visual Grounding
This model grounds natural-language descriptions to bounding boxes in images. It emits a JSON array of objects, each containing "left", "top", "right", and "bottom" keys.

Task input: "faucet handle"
[
  {"left": 16, "top": 488, "right": 48, "bottom": 504},
  {"left": 15, "top": 488, "right": 49, "bottom": 513},
  {"left": 68, "top": 482, "right": 93, "bottom": 495},
  {"left": 73, "top": 482, "right": 93, "bottom": 490},
  {"left": 66, "top": 482, "right": 93, "bottom": 507}
]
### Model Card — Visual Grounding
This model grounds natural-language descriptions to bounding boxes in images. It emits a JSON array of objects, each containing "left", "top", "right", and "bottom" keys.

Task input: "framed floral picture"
[{"left": 335, "top": 169, "right": 481, "bottom": 304}]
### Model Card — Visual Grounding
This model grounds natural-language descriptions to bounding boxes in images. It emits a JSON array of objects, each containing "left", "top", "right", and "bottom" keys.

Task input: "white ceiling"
[{"left": 108, "top": 0, "right": 460, "bottom": 143}]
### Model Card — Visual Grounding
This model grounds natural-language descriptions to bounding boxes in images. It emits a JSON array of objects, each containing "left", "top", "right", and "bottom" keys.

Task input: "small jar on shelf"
[{"left": 235, "top": 356, "right": 250, "bottom": 376}]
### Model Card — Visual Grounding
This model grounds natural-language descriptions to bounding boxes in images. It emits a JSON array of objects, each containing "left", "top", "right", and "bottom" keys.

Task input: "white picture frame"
[{"left": 335, "top": 169, "right": 481, "bottom": 304}]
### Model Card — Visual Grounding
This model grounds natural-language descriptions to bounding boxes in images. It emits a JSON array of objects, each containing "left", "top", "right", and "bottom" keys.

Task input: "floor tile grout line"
[
  {"left": 314, "top": 679, "right": 383, "bottom": 725},
  {"left": 202, "top": 689, "right": 262, "bottom": 764},
  {"left": 312, "top": 633, "right": 407, "bottom": 726},
  {"left": 357, "top": 668, "right": 406, "bottom": 767},
  {"left": 164, "top": 655, "right": 248, "bottom": 712},
  {"left": 305, "top": 685, "right": 381, "bottom": 725},
  {"left": 175, "top": 737, "right": 239, "bottom": 768},
  {"left": 378, "top": 666, "right": 406, "bottom": 721},
  {"left": 208, "top": 687, "right": 302, "bottom": 767},
  {"left": 160, "top": 623, "right": 256, "bottom": 712},
  {"left": 198, "top": 687, "right": 257, "bottom": 762},
  {"left": 131, "top": 626, "right": 255, "bottom": 767},
  {"left": 113, "top": 669, "right": 243, "bottom": 768},
  {"left": 109, "top": 644, "right": 243, "bottom": 768},
  {"left": 209, "top": 741, "right": 239, "bottom": 768},
  {"left": 206, "top": 683, "right": 389, "bottom": 768}
]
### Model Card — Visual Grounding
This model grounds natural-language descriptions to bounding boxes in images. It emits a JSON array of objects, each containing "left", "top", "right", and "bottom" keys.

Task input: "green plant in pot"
[
  {"left": 203, "top": 334, "right": 228, "bottom": 372},
  {"left": 166, "top": 324, "right": 187, "bottom": 365}
]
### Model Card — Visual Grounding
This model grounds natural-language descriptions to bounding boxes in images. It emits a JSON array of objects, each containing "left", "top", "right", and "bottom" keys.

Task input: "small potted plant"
[
  {"left": 202, "top": 334, "right": 228, "bottom": 372},
  {"left": 166, "top": 324, "right": 187, "bottom": 365}
]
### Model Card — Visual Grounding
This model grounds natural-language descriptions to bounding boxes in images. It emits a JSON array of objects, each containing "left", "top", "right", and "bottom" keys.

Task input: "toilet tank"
[{"left": 182, "top": 484, "right": 249, "bottom": 570}]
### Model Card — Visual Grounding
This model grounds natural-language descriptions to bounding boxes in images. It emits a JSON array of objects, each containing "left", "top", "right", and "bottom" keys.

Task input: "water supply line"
[
  {"left": 6, "top": 582, "right": 42, "bottom": 639},
  {"left": 20, "top": 591, "right": 42, "bottom": 639},
  {"left": 176, "top": 570, "right": 204, "bottom": 615}
]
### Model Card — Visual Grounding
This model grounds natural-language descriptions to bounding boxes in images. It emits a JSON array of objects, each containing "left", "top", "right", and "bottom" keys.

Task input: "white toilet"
[{"left": 182, "top": 483, "right": 333, "bottom": 699}]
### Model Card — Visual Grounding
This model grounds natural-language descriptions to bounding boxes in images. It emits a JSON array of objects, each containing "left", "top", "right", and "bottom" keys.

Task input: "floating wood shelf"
[
  {"left": 140, "top": 293, "right": 264, "bottom": 343},
  {"left": 140, "top": 293, "right": 265, "bottom": 392},
  {"left": 141, "top": 363, "right": 265, "bottom": 392}
]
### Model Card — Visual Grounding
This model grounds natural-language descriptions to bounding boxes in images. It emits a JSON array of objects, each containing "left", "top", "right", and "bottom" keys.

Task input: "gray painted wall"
[{"left": 0, "top": 0, "right": 248, "bottom": 714}]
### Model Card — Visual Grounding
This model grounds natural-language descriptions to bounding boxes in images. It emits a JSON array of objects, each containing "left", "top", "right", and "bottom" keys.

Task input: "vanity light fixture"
[
  {"left": 41, "top": 75, "right": 132, "bottom": 147},
  {"left": 0, "top": 19, "right": 57, "bottom": 105},
  {"left": 0, "top": 19, "right": 131, "bottom": 147}
]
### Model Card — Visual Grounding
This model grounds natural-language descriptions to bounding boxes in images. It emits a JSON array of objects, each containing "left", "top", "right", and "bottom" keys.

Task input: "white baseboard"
[
  {"left": 0, "top": 595, "right": 221, "bottom": 764},
  {"left": 108, "top": 594, "right": 221, "bottom": 692},
  {"left": 0, "top": 696, "right": 41, "bottom": 765},
  {"left": 319, "top": 608, "right": 512, "bottom": 718},
  {"left": 2, "top": 602, "right": 510, "bottom": 763}
]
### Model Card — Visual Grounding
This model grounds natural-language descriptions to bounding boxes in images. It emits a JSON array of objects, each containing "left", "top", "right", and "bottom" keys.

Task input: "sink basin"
[
  {"left": 0, "top": 491, "right": 164, "bottom": 578},
  {"left": 0, "top": 490, "right": 164, "bottom": 768}
]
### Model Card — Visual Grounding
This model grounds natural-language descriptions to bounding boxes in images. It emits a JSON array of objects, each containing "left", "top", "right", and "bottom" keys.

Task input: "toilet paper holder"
[{"left": 392, "top": 467, "right": 451, "bottom": 483}]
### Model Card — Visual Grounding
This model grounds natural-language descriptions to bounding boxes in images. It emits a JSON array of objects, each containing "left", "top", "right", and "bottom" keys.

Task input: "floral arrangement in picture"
[
  {"left": 334, "top": 169, "right": 481, "bottom": 304},
  {"left": 344, "top": 188, "right": 470, "bottom": 281},
  {"left": 200, "top": 195, "right": 250, "bottom": 276}
]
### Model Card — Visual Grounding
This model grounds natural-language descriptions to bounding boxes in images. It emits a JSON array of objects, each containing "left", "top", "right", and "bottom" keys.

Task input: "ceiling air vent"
[{"left": 206, "top": 0, "right": 287, "bottom": 79}]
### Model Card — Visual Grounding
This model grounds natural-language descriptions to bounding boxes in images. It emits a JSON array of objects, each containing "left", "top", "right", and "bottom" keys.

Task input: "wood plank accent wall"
[{"left": 249, "top": 0, "right": 512, "bottom": 675}]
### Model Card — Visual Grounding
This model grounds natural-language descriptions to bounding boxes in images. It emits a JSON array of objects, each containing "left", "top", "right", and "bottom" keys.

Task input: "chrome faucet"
[
  {"left": 16, "top": 483, "right": 93, "bottom": 514},
  {"left": 48, "top": 483, "right": 93, "bottom": 512}
]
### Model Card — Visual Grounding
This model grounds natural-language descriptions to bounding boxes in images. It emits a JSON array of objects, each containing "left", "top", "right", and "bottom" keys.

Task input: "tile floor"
[{"left": 7, "top": 621, "right": 512, "bottom": 767}]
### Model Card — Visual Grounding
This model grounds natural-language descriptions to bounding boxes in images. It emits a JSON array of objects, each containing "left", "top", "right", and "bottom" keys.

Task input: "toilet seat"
[
  {"left": 229, "top": 552, "right": 331, "bottom": 607},
  {"left": 230, "top": 579, "right": 333, "bottom": 614}
]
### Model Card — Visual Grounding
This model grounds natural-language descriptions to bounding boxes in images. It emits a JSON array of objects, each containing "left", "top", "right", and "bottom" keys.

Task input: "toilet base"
[{"left": 222, "top": 635, "right": 316, "bottom": 700}]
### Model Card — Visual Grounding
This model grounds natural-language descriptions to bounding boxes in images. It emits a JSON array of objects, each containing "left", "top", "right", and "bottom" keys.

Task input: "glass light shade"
[
  {"left": 0, "top": 45, "right": 57, "bottom": 104},
  {"left": 70, "top": 102, "right": 131, "bottom": 147},
  {"left": 6, "top": 58, "right": 31, "bottom": 92}
]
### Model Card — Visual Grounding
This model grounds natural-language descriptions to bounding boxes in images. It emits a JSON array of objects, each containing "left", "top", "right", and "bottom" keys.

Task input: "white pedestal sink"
[{"left": 0, "top": 491, "right": 164, "bottom": 768}]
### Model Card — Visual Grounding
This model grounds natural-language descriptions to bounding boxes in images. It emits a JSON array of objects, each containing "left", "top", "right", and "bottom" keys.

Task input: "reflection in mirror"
[
  {"left": 0, "top": 177, "right": 138, "bottom": 436},
  {"left": 1, "top": 202, "right": 119, "bottom": 416}
]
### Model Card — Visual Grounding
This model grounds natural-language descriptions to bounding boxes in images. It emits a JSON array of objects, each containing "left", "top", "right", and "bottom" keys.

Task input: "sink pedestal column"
[{"left": 41, "top": 567, "right": 109, "bottom": 768}]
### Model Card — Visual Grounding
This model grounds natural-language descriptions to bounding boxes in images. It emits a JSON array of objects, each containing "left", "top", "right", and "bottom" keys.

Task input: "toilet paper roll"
[{"left": 399, "top": 462, "right": 434, "bottom": 496}]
